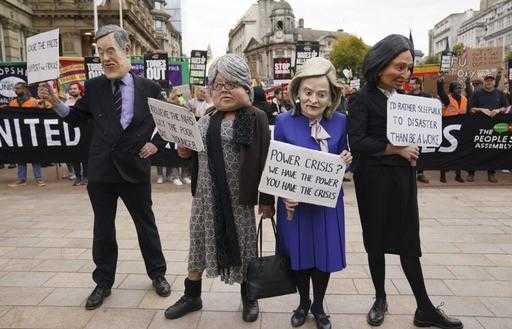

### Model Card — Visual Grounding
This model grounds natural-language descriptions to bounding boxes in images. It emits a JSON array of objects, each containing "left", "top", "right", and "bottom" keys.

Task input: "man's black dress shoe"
[
  {"left": 85, "top": 286, "right": 111, "bottom": 310},
  {"left": 313, "top": 312, "right": 332, "bottom": 329},
  {"left": 367, "top": 298, "right": 388, "bottom": 326},
  {"left": 165, "top": 295, "right": 203, "bottom": 319},
  {"left": 414, "top": 305, "right": 463, "bottom": 329},
  {"left": 153, "top": 276, "right": 171, "bottom": 297}
]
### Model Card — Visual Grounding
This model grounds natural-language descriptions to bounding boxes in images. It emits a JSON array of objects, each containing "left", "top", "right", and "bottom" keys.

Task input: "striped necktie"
[{"left": 113, "top": 79, "right": 123, "bottom": 122}]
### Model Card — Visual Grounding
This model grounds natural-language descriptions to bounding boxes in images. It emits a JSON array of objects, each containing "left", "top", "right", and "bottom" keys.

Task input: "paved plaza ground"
[{"left": 0, "top": 167, "right": 511, "bottom": 329}]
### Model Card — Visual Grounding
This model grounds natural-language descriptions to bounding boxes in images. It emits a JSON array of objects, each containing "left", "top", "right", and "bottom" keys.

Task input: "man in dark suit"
[{"left": 38, "top": 25, "right": 171, "bottom": 310}]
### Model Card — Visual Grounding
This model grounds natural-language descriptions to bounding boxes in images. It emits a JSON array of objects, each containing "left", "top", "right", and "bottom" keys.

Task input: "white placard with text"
[{"left": 26, "top": 29, "right": 60, "bottom": 84}]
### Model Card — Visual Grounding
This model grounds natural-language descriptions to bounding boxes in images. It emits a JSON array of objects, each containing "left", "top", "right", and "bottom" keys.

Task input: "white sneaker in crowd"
[
  {"left": 182, "top": 177, "right": 192, "bottom": 184},
  {"left": 172, "top": 178, "right": 183, "bottom": 186},
  {"left": 157, "top": 176, "right": 164, "bottom": 184},
  {"left": 502, "top": 170, "right": 511, "bottom": 173},
  {"left": 68, "top": 174, "right": 76, "bottom": 180}
]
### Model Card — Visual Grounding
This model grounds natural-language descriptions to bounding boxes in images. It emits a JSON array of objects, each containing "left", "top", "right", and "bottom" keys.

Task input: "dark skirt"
[{"left": 353, "top": 165, "right": 421, "bottom": 257}]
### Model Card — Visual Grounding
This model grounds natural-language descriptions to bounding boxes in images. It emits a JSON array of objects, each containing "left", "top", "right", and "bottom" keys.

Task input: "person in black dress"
[{"left": 348, "top": 34, "right": 463, "bottom": 329}]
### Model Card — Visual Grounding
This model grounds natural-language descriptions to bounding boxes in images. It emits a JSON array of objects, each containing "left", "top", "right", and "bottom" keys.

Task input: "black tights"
[
  {"left": 368, "top": 253, "right": 435, "bottom": 311},
  {"left": 294, "top": 269, "right": 330, "bottom": 314}
]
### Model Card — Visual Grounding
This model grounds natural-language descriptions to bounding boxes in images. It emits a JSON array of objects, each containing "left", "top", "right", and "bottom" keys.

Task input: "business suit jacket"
[{"left": 63, "top": 74, "right": 164, "bottom": 183}]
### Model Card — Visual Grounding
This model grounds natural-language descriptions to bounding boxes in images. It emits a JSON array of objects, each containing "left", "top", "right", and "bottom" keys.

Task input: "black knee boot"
[
  {"left": 241, "top": 281, "right": 259, "bottom": 322},
  {"left": 164, "top": 278, "right": 202, "bottom": 319}
]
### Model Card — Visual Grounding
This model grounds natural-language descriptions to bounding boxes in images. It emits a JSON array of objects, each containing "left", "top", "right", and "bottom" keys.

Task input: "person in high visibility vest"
[{"left": 436, "top": 76, "right": 467, "bottom": 183}]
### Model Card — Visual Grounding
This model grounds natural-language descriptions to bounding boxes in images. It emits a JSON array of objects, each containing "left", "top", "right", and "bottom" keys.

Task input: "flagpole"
[
  {"left": 119, "top": 0, "right": 123, "bottom": 28},
  {"left": 93, "top": 2, "right": 99, "bottom": 56}
]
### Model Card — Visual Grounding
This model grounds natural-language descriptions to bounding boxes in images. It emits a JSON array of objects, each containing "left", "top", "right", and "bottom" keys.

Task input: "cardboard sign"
[
  {"left": 387, "top": 93, "right": 443, "bottom": 147},
  {"left": 258, "top": 140, "right": 346, "bottom": 208},
  {"left": 190, "top": 50, "right": 208, "bottom": 86},
  {"left": 26, "top": 29, "right": 60, "bottom": 84},
  {"left": 148, "top": 98, "right": 204, "bottom": 152},
  {"left": 449, "top": 47, "right": 504, "bottom": 83},
  {"left": 440, "top": 51, "right": 453, "bottom": 74}
]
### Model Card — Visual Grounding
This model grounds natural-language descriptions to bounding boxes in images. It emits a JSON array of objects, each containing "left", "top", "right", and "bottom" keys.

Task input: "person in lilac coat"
[{"left": 274, "top": 57, "right": 352, "bottom": 329}]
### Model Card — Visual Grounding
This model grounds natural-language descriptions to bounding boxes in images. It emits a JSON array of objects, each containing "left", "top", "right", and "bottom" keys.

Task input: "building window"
[
  {"left": 0, "top": 24, "right": 5, "bottom": 61},
  {"left": 276, "top": 21, "right": 283, "bottom": 30},
  {"left": 155, "top": 20, "right": 163, "bottom": 31}
]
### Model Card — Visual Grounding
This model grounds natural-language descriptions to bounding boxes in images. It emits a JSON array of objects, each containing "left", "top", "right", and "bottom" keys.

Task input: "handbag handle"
[{"left": 257, "top": 216, "right": 279, "bottom": 258}]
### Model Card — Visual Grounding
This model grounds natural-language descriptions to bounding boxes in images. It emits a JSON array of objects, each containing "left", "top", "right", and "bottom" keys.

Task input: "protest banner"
[
  {"left": 130, "top": 56, "right": 145, "bottom": 77},
  {"left": 168, "top": 57, "right": 190, "bottom": 87},
  {"left": 440, "top": 50, "right": 453, "bottom": 74},
  {"left": 189, "top": 50, "right": 208, "bottom": 85},
  {"left": 58, "top": 57, "right": 86, "bottom": 92},
  {"left": 145, "top": 53, "right": 169, "bottom": 89},
  {"left": 26, "top": 29, "right": 60, "bottom": 84},
  {"left": 294, "top": 41, "right": 320, "bottom": 74},
  {"left": 449, "top": 46, "right": 504, "bottom": 84},
  {"left": 148, "top": 98, "right": 204, "bottom": 152},
  {"left": 84, "top": 56, "right": 104, "bottom": 79},
  {"left": 387, "top": 93, "right": 443, "bottom": 147},
  {"left": 258, "top": 140, "right": 346, "bottom": 208},
  {"left": 0, "top": 62, "right": 27, "bottom": 105},
  {"left": 273, "top": 57, "right": 292, "bottom": 86}
]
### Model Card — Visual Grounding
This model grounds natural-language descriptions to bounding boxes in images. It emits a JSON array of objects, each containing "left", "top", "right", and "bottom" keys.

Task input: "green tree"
[
  {"left": 330, "top": 35, "right": 369, "bottom": 78},
  {"left": 506, "top": 51, "right": 512, "bottom": 61},
  {"left": 423, "top": 55, "right": 440, "bottom": 65},
  {"left": 452, "top": 43, "right": 465, "bottom": 56}
]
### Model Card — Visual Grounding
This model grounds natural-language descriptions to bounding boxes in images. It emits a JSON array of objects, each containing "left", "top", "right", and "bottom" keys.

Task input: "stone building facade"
[
  {"left": 228, "top": 0, "right": 346, "bottom": 85},
  {"left": 0, "top": 0, "right": 182, "bottom": 61}
]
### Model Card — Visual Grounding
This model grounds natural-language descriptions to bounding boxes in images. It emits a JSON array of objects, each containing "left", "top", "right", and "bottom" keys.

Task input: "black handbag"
[{"left": 246, "top": 217, "right": 297, "bottom": 300}]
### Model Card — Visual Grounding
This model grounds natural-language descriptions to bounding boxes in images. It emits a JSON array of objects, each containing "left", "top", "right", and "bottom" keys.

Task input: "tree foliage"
[
  {"left": 423, "top": 55, "right": 440, "bottom": 65},
  {"left": 330, "top": 35, "right": 369, "bottom": 77},
  {"left": 452, "top": 43, "right": 465, "bottom": 56}
]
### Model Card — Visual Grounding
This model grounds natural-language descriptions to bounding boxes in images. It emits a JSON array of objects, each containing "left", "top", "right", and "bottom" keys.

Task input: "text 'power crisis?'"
[
  {"left": 387, "top": 93, "right": 443, "bottom": 148},
  {"left": 258, "top": 141, "right": 346, "bottom": 208}
]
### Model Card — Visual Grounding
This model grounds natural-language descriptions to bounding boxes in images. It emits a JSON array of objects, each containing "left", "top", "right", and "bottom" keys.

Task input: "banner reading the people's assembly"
[
  {"left": 387, "top": 93, "right": 443, "bottom": 147},
  {"left": 148, "top": 98, "right": 204, "bottom": 152},
  {"left": 145, "top": 53, "right": 169, "bottom": 90},
  {"left": 26, "top": 29, "right": 60, "bottom": 84},
  {"left": 85, "top": 57, "right": 104, "bottom": 79},
  {"left": 259, "top": 141, "right": 346, "bottom": 208},
  {"left": 0, "top": 62, "right": 27, "bottom": 105},
  {"left": 421, "top": 113, "right": 512, "bottom": 170},
  {"left": 294, "top": 41, "right": 320, "bottom": 74},
  {"left": 189, "top": 50, "right": 208, "bottom": 85}
]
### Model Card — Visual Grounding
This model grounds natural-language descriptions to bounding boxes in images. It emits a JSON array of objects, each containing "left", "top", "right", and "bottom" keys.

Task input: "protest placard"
[
  {"left": 148, "top": 98, "right": 204, "bottom": 152},
  {"left": 273, "top": 57, "right": 292, "bottom": 86},
  {"left": 190, "top": 50, "right": 207, "bottom": 86},
  {"left": 85, "top": 57, "right": 104, "bottom": 79},
  {"left": 449, "top": 47, "right": 504, "bottom": 84},
  {"left": 145, "top": 53, "right": 169, "bottom": 89},
  {"left": 387, "top": 93, "right": 442, "bottom": 147},
  {"left": 258, "top": 140, "right": 346, "bottom": 208},
  {"left": 294, "top": 41, "right": 320, "bottom": 74},
  {"left": 0, "top": 63, "right": 27, "bottom": 105},
  {"left": 26, "top": 29, "right": 60, "bottom": 84}
]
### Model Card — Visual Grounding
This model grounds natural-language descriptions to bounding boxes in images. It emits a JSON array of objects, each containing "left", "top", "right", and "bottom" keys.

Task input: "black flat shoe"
[
  {"left": 164, "top": 295, "right": 202, "bottom": 319},
  {"left": 291, "top": 308, "right": 309, "bottom": 327},
  {"left": 85, "top": 286, "right": 111, "bottom": 310},
  {"left": 367, "top": 298, "right": 388, "bottom": 326},
  {"left": 313, "top": 312, "right": 332, "bottom": 329},
  {"left": 242, "top": 298, "right": 259, "bottom": 322},
  {"left": 153, "top": 276, "right": 171, "bottom": 297},
  {"left": 414, "top": 304, "right": 463, "bottom": 329}
]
